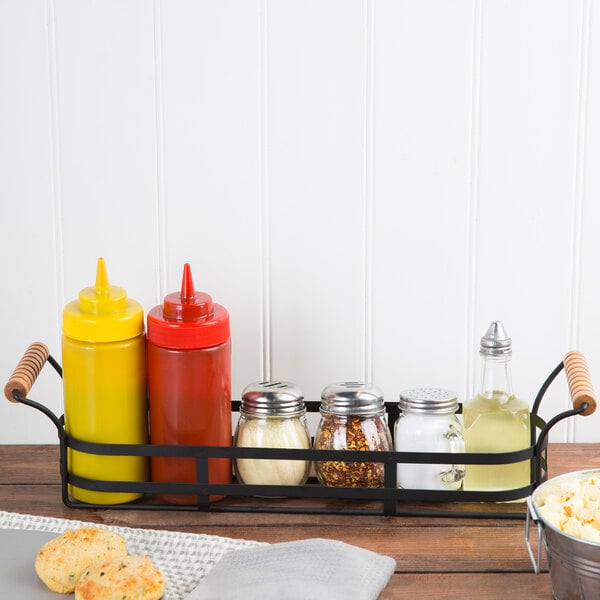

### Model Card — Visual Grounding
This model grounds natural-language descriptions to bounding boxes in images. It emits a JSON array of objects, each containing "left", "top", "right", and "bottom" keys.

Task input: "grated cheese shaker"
[{"left": 234, "top": 381, "right": 311, "bottom": 487}]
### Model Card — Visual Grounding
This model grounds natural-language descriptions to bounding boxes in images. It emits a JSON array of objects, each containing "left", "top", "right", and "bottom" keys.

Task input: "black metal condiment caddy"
[{"left": 4, "top": 344, "right": 595, "bottom": 519}]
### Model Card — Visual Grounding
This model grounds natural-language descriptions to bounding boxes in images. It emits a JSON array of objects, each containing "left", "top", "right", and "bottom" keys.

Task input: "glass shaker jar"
[
  {"left": 314, "top": 382, "right": 392, "bottom": 488},
  {"left": 394, "top": 387, "right": 465, "bottom": 490},
  {"left": 234, "top": 381, "right": 311, "bottom": 486}
]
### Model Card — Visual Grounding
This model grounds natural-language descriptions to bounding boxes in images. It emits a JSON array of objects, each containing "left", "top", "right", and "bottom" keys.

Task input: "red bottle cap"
[{"left": 147, "top": 264, "right": 230, "bottom": 349}]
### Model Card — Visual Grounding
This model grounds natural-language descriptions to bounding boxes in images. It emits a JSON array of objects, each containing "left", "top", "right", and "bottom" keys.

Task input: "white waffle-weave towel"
[
  {"left": 185, "top": 537, "right": 396, "bottom": 600},
  {"left": 0, "top": 510, "right": 263, "bottom": 599}
]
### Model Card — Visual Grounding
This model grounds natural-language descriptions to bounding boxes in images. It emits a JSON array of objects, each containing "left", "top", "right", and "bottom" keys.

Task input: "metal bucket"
[{"left": 526, "top": 469, "right": 600, "bottom": 600}]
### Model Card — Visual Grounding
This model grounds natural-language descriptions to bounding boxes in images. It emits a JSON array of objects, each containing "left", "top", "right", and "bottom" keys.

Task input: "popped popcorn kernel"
[{"left": 537, "top": 472, "right": 600, "bottom": 544}]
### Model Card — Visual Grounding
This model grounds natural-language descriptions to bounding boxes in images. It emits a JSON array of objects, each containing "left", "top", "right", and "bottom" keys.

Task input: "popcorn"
[{"left": 536, "top": 472, "right": 600, "bottom": 544}]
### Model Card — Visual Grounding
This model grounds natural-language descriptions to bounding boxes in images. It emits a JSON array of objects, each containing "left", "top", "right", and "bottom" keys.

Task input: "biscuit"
[
  {"left": 75, "top": 554, "right": 165, "bottom": 600},
  {"left": 34, "top": 527, "right": 128, "bottom": 594}
]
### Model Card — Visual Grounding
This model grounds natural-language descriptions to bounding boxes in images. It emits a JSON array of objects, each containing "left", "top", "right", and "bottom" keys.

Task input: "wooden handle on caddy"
[
  {"left": 564, "top": 351, "right": 597, "bottom": 416},
  {"left": 4, "top": 342, "right": 50, "bottom": 403}
]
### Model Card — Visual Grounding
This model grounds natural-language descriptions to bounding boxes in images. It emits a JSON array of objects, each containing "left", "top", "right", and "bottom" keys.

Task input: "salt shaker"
[
  {"left": 314, "top": 382, "right": 392, "bottom": 488},
  {"left": 234, "top": 381, "right": 311, "bottom": 486},
  {"left": 394, "top": 387, "right": 465, "bottom": 490}
]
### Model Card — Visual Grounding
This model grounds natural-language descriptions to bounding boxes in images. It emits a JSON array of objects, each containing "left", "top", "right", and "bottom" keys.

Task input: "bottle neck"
[{"left": 478, "top": 353, "right": 513, "bottom": 401}]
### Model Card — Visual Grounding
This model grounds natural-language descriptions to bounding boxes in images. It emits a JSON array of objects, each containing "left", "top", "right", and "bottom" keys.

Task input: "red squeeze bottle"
[{"left": 147, "top": 264, "right": 231, "bottom": 504}]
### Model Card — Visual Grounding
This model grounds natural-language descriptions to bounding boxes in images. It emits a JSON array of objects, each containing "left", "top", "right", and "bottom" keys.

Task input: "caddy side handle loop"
[{"left": 4, "top": 342, "right": 50, "bottom": 403}]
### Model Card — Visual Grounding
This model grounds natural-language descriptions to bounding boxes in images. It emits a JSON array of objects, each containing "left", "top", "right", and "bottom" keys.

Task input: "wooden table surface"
[{"left": 1, "top": 443, "right": 599, "bottom": 599}]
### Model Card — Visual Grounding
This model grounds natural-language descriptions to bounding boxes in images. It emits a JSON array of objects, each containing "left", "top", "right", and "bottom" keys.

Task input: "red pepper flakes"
[{"left": 315, "top": 415, "right": 392, "bottom": 488}]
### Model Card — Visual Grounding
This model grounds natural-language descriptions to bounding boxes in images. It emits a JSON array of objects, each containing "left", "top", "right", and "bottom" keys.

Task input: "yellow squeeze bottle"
[{"left": 62, "top": 258, "right": 148, "bottom": 504}]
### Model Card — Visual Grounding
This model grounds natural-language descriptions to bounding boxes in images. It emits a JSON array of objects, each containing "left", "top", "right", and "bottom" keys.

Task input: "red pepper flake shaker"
[
  {"left": 147, "top": 263, "right": 231, "bottom": 504},
  {"left": 314, "top": 382, "right": 392, "bottom": 488}
]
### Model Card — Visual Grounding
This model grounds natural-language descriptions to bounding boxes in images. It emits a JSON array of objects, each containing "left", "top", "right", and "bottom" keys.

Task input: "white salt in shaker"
[
  {"left": 234, "top": 381, "right": 311, "bottom": 487},
  {"left": 394, "top": 387, "right": 465, "bottom": 490}
]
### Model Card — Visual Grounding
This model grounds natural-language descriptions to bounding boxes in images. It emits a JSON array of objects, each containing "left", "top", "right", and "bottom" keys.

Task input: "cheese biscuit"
[
  {"left": 34, "top": 527, "right": 128, "bottom": 593},
  {"left": 75, "top": 554, "right": 165, "bottom": 600}
]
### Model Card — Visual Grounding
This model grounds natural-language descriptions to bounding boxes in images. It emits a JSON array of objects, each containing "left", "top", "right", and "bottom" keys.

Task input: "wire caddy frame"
[{"left": 4, "top": 343, "right": 597, "bottom": 519}]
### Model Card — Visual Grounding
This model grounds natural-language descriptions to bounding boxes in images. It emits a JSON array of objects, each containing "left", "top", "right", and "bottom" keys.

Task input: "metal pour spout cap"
[{"left": 480, "top": 320, "right": 512, "bottom": 356}]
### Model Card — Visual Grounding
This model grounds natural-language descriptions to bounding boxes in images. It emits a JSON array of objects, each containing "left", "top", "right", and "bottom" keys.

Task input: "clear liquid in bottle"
[
  {"left": 463, "top": 322, "right": 531, "bottom": 495},
  {"left": 463, "top": 391, "right": 530, "bottom": 491}
]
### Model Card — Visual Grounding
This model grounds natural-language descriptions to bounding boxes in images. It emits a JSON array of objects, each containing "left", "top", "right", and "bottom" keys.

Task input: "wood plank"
[
  {"left": 7, "top": 444, "right": 596, "bottom": 596},
  {"left": 0, "top": 445, "right": 61, "bottom": 484},
  {"left": 547, "top": 443, "right": 600, "bottom": 477},
  {"left": 383, "top": 573, "right": 553, "bottom": 600},
  {"left": 1, "top": 444, "right": 597, "bottom": 578},
  {"left": 0, "top": 496, "right": 540, "bottom": 575}
]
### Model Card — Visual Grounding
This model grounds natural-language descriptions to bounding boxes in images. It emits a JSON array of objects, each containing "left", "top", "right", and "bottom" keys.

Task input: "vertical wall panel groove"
[
  {"left": 363, "top": 0, "right": 375, "bottom": 384},
  {"left": 576, "top": 0, "right": 600, "bottom": 442},
  {"left": 46, "top": 0, "right": 65, "bottom": 334},
  {"left": 152, "top": 0, "right": 167, "bottom": 306},
  {"left": 259, "top": 0, "right": 271, "bottom": 382},
  {"left": 465, "top": 0, "right": 483, "bottom": 404},
  {"left": 568, "top": 0, "right": 592, "bottom": 441}
]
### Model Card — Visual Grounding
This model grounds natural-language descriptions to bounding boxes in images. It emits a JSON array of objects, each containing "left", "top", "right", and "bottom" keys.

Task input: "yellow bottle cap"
[{"left": 63, "top": 258, "right": 144, "bottom": 342}]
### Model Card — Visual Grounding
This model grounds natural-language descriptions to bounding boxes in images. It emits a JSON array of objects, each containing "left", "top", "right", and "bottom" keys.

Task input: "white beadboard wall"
[{"left": 1, "top": 0, "right": 599, "bottom": 444}]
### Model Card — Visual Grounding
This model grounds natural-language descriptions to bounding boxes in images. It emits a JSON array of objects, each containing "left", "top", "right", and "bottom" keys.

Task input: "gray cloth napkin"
[{"left": 185, "top": 537, "right": 396, "bottom": 600}]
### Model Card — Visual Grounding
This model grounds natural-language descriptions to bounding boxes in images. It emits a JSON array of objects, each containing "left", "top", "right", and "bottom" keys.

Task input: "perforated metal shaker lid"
[
  {"left": 240, "top": 381, "right": 305, "bottom": 416},
  {"left": 480, "top": 321, "right": 512, "bottom": 357},
  {"left": 399, "top": 387, "right": 459, "bottom": 415},
  {"left": 319, "top": 382, "right": 386, "bottom": 416}
]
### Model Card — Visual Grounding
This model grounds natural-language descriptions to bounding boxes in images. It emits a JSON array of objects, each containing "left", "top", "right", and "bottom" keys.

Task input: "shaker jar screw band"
[{"left": 314, "top": 382, "right": 392, "bottom": 488}]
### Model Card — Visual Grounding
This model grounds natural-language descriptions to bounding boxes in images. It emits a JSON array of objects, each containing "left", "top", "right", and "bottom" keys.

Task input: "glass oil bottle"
[{"left": 463, "top": 321, "right": 531, "bottom": 493}]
